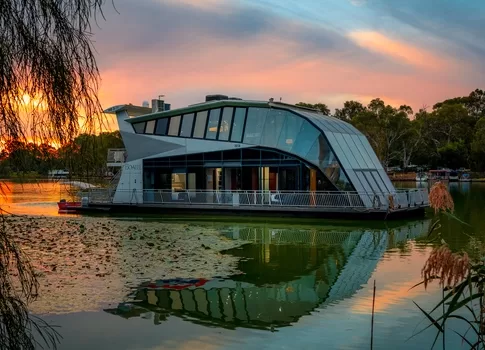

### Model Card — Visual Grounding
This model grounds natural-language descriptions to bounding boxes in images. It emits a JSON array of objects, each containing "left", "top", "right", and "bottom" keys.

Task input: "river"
[{"left": 1, "top": 180, "right": 484, "bottom": 349}]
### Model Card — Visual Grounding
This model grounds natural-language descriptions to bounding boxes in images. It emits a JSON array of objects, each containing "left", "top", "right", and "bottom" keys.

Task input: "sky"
[{"left": 92, "top": 0, "right": 485, "bottom": 115}]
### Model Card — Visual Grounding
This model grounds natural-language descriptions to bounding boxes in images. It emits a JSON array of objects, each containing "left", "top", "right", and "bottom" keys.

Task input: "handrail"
[{"left": 84, "top": 188, "right": 429, "bottom": 210}]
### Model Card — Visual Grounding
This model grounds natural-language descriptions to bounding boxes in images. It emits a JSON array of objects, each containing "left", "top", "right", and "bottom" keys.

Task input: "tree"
[
  {"left": 0, "top": 1, "right": 106, "bottom": 349},
  {"left": 351, "top": 99, "right": 412, "bottom": 168},
  {"left": 471, "top": 117, "right": 485, "bottom": 171},
  {"left": 295, "top": 102, "right": 330, "bottom": 115},
  {"left": 334, "top": 100, "right": 366, "bottom": 121}
]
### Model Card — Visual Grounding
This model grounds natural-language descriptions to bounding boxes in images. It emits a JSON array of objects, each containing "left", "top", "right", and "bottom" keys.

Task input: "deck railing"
[{"left": 84, "top": 188, "right": 429, "bottom": 211}]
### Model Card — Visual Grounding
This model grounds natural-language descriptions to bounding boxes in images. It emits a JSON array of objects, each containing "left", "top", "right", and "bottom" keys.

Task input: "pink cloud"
[
  {"left": 348, "top": 31, "right": 453, "bottom": 71},
  {"left": 94, "top": 2, "right": 479, "bottom": 120}
]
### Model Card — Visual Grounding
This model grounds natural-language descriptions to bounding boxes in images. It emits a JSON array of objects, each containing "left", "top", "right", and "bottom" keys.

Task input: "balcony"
[{"left": 107, "top": 148, "right": 126, "bottom": 167}]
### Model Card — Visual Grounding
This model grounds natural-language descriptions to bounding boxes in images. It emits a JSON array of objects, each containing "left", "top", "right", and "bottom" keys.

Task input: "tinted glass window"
[
  {"left": 180, "top": 113, "right": 194, "bottom": 137},
  {"left": 243, "top": 107, "right": 268, "bottom": 144},
  {"left": 133, "top": 122, "right": 145, "bottom": 134},
  {"left": 343, "top": 134, "right": 366, "bottom": 168},
  {"left": 145, "top": 120, "right": 156, "bottom": 134},
  {"left": 306, "top": 134, "right": 335, "bottom": 169},
  {"left": 292, "top": 121, "right": 319, "bottom": 158},
  {"left": 205, "top": 108, "right": 221, "bottom": 139},
  {"left": 325, "top": 132, "right": 351, "bottom": 170},
  {"left": 230, "top": 108, "right": 246, "bottom": 142},
  {"left": 351, "top": 135, "right": 374, "bottom": 168},
  {"left": 356, "top": 171, "right": 373, "bottom": 193},
  {"left": 336, "top": 169, "right": 354, "bottom": 191},
  {"left": 333, "top": 133, "right": 359, "bottom": 168},
  {"left": 261, "top": 109, "right": 286, "bottom": 148},
  {"left": 218, "top": 107, "right": 233, "bottom": 141},
  {"left": 193, "top": 111, "right": 208, "bottom": 138},
  {"left": 168, "top": 116, "right": 181, "bottom": 136},
  {"left": 277, "top": 112, "right": 303, "bottom": 152},
  {"left": 155, "top": 118, "right": 168, "bottom": 135}
]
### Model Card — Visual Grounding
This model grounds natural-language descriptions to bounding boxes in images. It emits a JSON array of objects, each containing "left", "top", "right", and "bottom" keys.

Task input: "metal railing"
[{"left": 84, "top": 188, "right": 429, "bottom": 211}]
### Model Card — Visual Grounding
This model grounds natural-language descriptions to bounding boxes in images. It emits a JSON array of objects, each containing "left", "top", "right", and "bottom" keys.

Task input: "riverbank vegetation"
[
  {"left": 1, "top": 90, "right": 483, "bottom": 181},
  {"left": 300, "top": 88, "right": 485, "bottom": 171},
  {"left": 0, "top": 132, "right": 123, "bottom": 179}
]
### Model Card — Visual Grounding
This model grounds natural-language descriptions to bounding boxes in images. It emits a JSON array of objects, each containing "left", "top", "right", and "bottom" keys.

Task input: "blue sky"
[{"left": 93, "top": 0, "right": 485, "bottom": 115}]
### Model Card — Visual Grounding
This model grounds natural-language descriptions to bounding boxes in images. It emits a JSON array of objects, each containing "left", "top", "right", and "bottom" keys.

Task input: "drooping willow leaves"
[
  {"left": 0, "top": 1, "right": 108, "bottom": 348},
  {"left": 0, "top": 0, "right": 107, "bottom": 145}
]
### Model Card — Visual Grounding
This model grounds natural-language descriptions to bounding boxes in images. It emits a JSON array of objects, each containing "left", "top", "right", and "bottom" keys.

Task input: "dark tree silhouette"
[{"left": 0, "top": 1, "right": 107, "bottom": 348}]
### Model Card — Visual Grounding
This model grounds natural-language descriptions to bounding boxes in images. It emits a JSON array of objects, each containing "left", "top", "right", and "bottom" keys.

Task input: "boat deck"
[{"left": 79, "top": 189, "right": 429, "bottom": 220}]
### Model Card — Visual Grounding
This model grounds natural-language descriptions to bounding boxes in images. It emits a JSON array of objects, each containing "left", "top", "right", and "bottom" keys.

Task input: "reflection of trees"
[{"left": 229, "top": 243, "right": 347, "bottom": 286}]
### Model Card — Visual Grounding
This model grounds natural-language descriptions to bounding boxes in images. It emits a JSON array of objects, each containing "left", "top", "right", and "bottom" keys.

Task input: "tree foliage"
[
  {"left": 0, "top": 0, "right": 105, "bottom": 145},
  {"left": 295, "top": 102, "right": 330, "bottom": 115},
  {"left": 0, "top": 132, "right": 124, "bottom": 178},
  {"left": 0, "top": 0, "right": 107, "bottom": 349},
  {"left": 300, "top": 88, "right": 485, "bottom": 170}
]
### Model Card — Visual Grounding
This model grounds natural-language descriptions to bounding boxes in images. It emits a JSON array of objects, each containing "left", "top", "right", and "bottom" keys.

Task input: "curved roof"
[{"left": 117, "top": 100, "right": 396, "bottom": 196}]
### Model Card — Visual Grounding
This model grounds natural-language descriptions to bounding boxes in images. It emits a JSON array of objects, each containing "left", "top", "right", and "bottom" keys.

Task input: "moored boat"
[
  {"left": 415, "top": 172, "right": 428, "bottom": 182},
  {"left": 460, "top": 173, "right": 472, "bottom": 182},
  {"left": 428, "top": 169, "right": 450, "bottom": 182},
  {"left": 449, "top": 170, "right": 459, "bottom": 182}
]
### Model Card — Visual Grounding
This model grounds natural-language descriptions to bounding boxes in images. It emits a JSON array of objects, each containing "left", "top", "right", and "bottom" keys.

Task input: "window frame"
[
  {"left": 180, "top": 113, "right": 195, "bottom": 138},
  {"left": 168, "top": 115, "right": 182, "bottom": 136}
]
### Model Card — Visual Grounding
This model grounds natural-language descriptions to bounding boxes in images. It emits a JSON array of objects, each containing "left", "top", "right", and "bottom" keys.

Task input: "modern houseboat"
[{"left": 82, "top": 95, "right": 428, "bottom": 219}]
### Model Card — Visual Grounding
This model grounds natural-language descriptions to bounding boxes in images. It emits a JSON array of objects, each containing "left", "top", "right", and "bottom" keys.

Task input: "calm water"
[{"left": 2, "top": 180, "right": 485, "bottom": 349}]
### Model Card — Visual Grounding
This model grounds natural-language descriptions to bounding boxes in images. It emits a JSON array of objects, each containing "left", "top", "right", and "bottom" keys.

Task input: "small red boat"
[{"left": 57, "top": 199, "right": 82, "bottom": 214}]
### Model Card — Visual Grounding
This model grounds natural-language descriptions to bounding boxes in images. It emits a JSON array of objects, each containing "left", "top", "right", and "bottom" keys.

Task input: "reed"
[{"left": 412, "top": 182, "right": 484, "bottom": 349}]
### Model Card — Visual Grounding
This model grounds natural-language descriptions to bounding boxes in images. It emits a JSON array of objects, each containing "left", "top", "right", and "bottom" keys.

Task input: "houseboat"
[
  {"left": 428, "top": 169, "right": 450, "bottom": 182},
  {"left": 79, "top": 95, "right": 428, "bottom": 219},
  {"left": 449, "top": 170, "right": 459, "bottom": 182},
  {"left": 458, "top": 169, "right": 472, "bottom": 182}
]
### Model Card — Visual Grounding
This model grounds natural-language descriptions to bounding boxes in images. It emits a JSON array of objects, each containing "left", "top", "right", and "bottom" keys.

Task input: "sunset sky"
[{"left": 93, "top": 0, "right": 485, "bottom": 114}]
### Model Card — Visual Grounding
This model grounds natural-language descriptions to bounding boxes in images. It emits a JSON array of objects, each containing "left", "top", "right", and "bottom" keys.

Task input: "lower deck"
[{"left": 82, "top": 188, "right": 429, "bottom": 220}]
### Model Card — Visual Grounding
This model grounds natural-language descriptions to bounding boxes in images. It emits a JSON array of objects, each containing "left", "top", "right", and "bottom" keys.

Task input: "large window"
[
  {"left": 205, "top": 108, "right": 221, "bottom": 140},
  {"left": 243, "top": 107, "right": 267, "bottom": 144},
  {"left": 168, "top": 116, "right": 181, "bottom": 136},
  {"left": 180, "top": 113, "right": 194, "bottom": 137},
  {"left": 230, "top": 108, "right": 246, "bottom": 142},
  {"left": 260, "top": 109, "right": 286, "bottom": 148},
  {"left": 133, "top": 122, "right": 145, "bottom": 134},
  {"left": 218, "top": 107, "right": 233, "bottom": 141},
  {"left": 155, "top": 118, "right": 168, "bottom": 135},
  {"left": 277, "top": 113, "right": 303, "bottom": 152},
  {"left": 292, "top": 121, "right": 320, "bottom": 159},
  {"left": 193, "top": 111, "right": 208, "bottom": 138},
  {"left": 145, "top": 120, "right": 156, "bottom": 134}
]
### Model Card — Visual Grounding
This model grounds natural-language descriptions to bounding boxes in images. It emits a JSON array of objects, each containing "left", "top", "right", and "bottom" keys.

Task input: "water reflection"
[
  {"left": 105, "top": 220, "right": 430, "bottom": 331},
  {"left": 0, "top": 180, "right": 81, "bottom": 216}
]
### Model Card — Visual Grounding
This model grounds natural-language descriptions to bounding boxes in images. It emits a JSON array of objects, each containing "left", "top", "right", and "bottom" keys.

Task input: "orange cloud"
[{"left": 348, "top": 31, "right": 452, "bottom": 70}]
